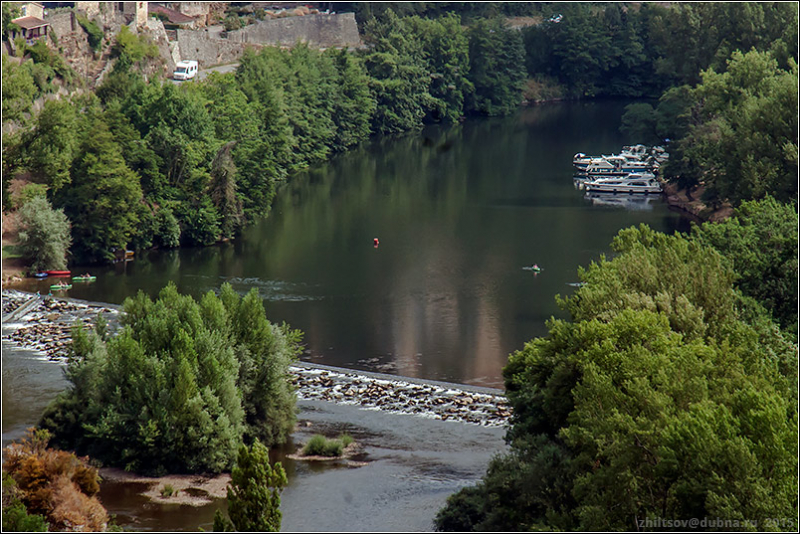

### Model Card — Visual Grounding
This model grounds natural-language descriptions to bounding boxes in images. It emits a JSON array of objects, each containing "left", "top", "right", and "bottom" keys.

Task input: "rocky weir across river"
[{"left": 2, "top": 289, "right": 512, "bottom": 428}]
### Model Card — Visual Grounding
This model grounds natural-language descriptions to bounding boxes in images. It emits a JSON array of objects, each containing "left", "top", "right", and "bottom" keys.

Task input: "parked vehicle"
[{"left": 173, "top": 60, "right": 198, "bottom": 81}]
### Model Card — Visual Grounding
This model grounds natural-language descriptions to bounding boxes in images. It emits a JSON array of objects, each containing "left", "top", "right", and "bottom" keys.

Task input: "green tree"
[
  {"left": 153, "top": 207, "right": 181, "bottom": 248},
  {"left": 219, "top": 284, "right": 300, "bottom": 446},
  {"left": 55, "top": 116, "right": 143, "bottom": 264},
  {"left": 17, "top": 196, "right": 71, "bottom": 272},
  {"left": 436, "top": 226, "right": 797, "bottom": 531},
  {"left": 361, "top": 9, "right": 434, "bottom": 133},
  {"left": 688, "top": 50, "right": 797, "bottom": 205},
  {"left": 406, "top": 14, "right": 472, "bottom": 122},
  {"left": 325, "top": 49, "right": 375, "bottom": 150},
  {"left": 2, "top": 53, "right": 36, "bottom": 124},
  {"left": 466, "top": 18, "right": 526, "bottom": 115},
  {"left": 208, "top": 142, "right": 243, "bottom": 240},
  {"left": 19, "top": 100, "right": 79, "bottom": 191},
  {"left": 40, "top": 283, "right": 300, "bottom": 474},
  {"left": 692, "top": 197, "right": 798, "bottom": 333},
  {"left": 213, "top": 440, "right": 287, "bottom": 532}
]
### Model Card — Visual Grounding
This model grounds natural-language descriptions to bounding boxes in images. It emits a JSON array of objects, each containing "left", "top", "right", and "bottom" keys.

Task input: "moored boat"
[
  {"left": 583, "top": 155, "right": 653, "bottom": 175},
  {"left": 45, "top": 270, "right": 71, "bottom": 277},
  {"left": 583, "top": 173, "right": 662, "bottom": 194},
  {"left": 50, "top": 283, "right": 72, "bottom": 290}
]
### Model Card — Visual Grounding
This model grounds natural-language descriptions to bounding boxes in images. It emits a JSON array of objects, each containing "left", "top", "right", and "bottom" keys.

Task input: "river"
[{"left": 3, "top": 100, "right": 690, "bottom": 530}]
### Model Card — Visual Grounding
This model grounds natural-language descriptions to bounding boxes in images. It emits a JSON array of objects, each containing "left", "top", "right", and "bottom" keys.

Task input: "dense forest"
[
  {"left": 3, "top": 2, "right": 796, "bottom": 266},
  {"left": 2, "top": 2, "right": 797, "bottom": 531},
  {"left": 435, "top": 199, "right": 798, "bottom": 530}
]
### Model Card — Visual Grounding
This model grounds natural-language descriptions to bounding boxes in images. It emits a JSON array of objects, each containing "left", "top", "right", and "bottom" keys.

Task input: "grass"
[
  {"left": 160, "top": 483, "right": 178, "bottom": 497},
  {"left": 301, "top": 433, "right": 354, "bottom": 457},
  {"left": 2, "top": 245, "right": 23, "bottom": 260}
]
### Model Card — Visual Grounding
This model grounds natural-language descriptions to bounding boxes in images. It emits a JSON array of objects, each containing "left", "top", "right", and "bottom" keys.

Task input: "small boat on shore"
[
  {"left": 45, "top": 270, "right": 71, "bottom": 277},
  {"left": 584, "top": 173, "right": 662, "bottom": 194},
  {"left": 34, "top": 272, "right": 49, "bottom": 278},
  {"left": 50, "top": 283, "right": 72, "bottom": 291}
]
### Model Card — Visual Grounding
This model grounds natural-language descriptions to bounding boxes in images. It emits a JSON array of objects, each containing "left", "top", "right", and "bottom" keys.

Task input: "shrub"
[
  {"left": 160, "top": 484, "right": 177, "bottom": 497},
  {"left": 3, "top": 429, "right": 108, "bottom": 532},
  {"left": 76, "top": 15, "right": 103, "bottom": 51},
  {"left": 339, "top": 433, "right": 354, "bottom": 448},
  {"left": 214, "top": 441, "right": 287, "bottom": 532},
  {"left": 39, "top": 283, "right": 301, "bottom": 475},
  {"left": 154, "top": 207, "right": 181, "bottom": 248},
  {"left": 2, "top": 474, "right": 49, "bottom": 532},
  {"left": 17, "top": 195, "right": 72, "bottom": 272},
  {"left": 301, "top": 435, "right": 344, "bottom": 457},
  {"left": 12, "top": 183, "right": 48, "bottom": 209}
]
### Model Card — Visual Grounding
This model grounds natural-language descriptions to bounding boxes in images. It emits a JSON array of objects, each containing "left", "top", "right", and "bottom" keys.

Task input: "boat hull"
[{"left": 584, "top": 183, "right": 662, "bottom": 194}]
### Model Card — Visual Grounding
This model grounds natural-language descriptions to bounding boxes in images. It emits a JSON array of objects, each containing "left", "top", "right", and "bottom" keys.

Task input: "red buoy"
[{"left": 373, "top": 237, "right": 380, "bottom": 247}]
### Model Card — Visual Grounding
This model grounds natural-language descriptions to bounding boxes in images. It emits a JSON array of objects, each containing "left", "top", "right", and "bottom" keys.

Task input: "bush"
[
  {"left": 11, "top": 183, "right": 48, "bottom": 210},
  {"left": 3, "top": 428, "right": 108, "bottom": 532},
  {"left": 39, "top": 283, "right": 301, "bottom": 475},
  {"left": 339, "top": 433, "right": 353, "bottom": 448},
  {"left": 76, "top": 15, "right": 103, "bottom": 51},
  {"left": 17, "top": 196, "right": 72, "bottom": 272},
  {"left": 111, "top": 25, "right": 158, "bottom": 69},
  {"left": 223, "top": 15, "right": 242, "bottom": 31},
  {"left": 213, "top": 441, "right": 287, "bottom": 532},
  {"left": 2, "top": 473, "right": 49, "bottom": 532},
  {"left": 301, "top": 435, "right": 344, "bottom": 457},
  {"left": 160, "top": 484, "right": 177, "bottom": 497},
  {"left": 154, "top": 207, "right": 181, "bottom": 248}
]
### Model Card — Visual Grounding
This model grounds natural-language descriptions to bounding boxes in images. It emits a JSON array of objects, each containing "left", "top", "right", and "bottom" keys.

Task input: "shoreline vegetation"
[
  {"left": 4, "top": 3, "right": 796, "bottom": 277},
  {"left": 3, "top": 3, "right": 797, "bottom": 531}
]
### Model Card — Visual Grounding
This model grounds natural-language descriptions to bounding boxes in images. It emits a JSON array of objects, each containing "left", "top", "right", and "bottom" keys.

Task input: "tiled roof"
[
  {"left": 11, "top": 16, "right": 49, "bottom": 30},
  {"left": 148, "top": 4, "right": 194, "bottom": 25}
]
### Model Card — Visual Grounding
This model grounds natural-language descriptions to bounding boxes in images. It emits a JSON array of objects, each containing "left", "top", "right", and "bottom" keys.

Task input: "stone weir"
[{"left": 1, "top": 290, "right": 512, "bottom": 428}]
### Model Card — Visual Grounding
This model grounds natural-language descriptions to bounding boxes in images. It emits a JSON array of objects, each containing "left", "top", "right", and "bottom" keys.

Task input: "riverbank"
[
  {"left": 662, "top": 182, "right": 733, "bottom": 223},
  {"left": 3, "top": 288, "right": 511, "bottom": 529},
  {"left": 1, "top": 289, "right": 511, "bottom": 428}
]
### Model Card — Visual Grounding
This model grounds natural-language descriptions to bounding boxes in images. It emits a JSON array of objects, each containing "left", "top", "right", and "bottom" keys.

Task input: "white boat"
[
  {"left": 620, "top": 144, "right": 649, "bottom": 160},
  {"left": 572, "top": 153, "right": 605, "bottom": 170},
  {"left": 583, "top": 173, "right": 662, "bottom": 194},
  {"left": 584, "top": 156, "right": 653, "bottom": 175}
]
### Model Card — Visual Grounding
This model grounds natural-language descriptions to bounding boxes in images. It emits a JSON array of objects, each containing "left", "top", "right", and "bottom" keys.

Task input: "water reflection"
[
  {"left": 6, "top": 101, "right": 690, "bottom": 388},
  {"left": 584, "top": 192, "right": 660, "bottom": 211}
]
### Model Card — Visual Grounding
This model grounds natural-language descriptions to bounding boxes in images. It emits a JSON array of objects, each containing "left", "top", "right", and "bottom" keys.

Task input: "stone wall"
[
  {"left": 176, "top": 12, "right": 361, "bottom": 66},
  {"left": 177, "top": 13, "right": 361, "bottom": 69},
  {"left": 46, "top": 11, "right": 77, "bottom": 38},
  {"left": 228, "top": 13, "right": 361, "bottom": 48},
  {"left": 142, "top": 18, "right": 176, "bottom": 75},
  {"left": 176, "top": 28, "right": 260, "bottom": 67}
]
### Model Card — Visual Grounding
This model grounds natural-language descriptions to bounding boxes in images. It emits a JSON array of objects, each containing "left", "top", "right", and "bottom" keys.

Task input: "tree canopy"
[
  {"left": 436, "top": 226, "right": 797, "bottom": 531},
  {"left": 39, "top": 283, "right": 301, "bottom": 475}
]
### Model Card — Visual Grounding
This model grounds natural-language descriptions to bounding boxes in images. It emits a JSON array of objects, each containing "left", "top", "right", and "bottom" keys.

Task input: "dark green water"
[{"left": 13, "top": 100, "right": 689, "bottom": 388}]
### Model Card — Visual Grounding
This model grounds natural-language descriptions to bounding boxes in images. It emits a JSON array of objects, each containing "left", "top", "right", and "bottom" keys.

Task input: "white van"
[{"left": 173, "top": 60, "right": 198, "bottom": 81}]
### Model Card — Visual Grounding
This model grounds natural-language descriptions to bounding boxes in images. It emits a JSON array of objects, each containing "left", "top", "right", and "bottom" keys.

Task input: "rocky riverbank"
[
  {"left": 2, "top": 290, "right": 511, "bottom": 427},
  {"left": 662, "top": 182, "right": 733, "bottom": 222}
]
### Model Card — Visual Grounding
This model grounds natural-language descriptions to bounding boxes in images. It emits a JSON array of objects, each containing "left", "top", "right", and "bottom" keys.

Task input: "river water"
[
  {"left": 7, "top": 100, "right": 688, "bottom": 388},
  {"left": 3, "top": 100, "right": 690, "bottom": 530}
]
